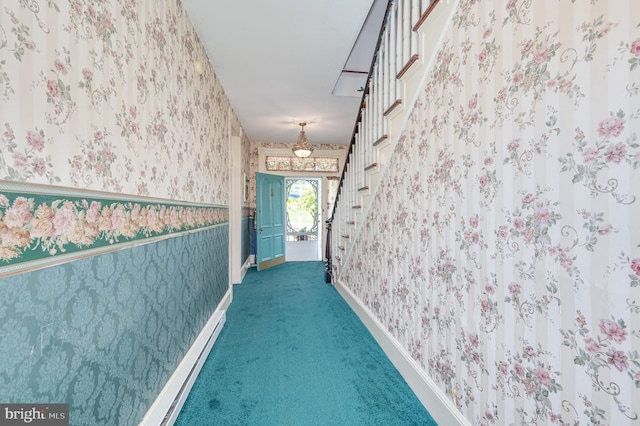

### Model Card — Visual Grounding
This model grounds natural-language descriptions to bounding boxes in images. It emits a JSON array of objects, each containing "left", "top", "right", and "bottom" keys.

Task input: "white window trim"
[{"left": 257, "top": 147, "right": 347, "bottom": 177}]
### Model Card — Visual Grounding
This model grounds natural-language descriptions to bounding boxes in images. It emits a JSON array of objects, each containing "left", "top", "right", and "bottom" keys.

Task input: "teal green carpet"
[{"left": 175, "top": 261, "right": 436, "bottom": 425}]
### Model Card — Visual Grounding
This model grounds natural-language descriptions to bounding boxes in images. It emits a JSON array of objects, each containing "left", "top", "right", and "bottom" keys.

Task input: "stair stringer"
[{"left": 334, "top": 0, "right": 460, "bottom": 283}]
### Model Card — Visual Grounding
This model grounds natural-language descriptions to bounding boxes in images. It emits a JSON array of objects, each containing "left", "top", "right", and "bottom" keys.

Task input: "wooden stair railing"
[{"left": 325, "top": 0, "right": 440, "bottom": 283}]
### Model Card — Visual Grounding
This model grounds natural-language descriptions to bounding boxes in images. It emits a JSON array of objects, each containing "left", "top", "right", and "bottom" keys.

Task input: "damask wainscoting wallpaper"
[
  {"left": 0, "top": 0, "right": 238, "bottom": 424},
  {"left": 0, "top": 224, "right": 229, "bottom": 425},
  {"left": 341, "top": 0, "right": 640, "bottom": 424}
]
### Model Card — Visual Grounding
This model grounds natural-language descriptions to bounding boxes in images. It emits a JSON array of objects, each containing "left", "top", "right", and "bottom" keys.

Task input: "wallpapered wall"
[
  {"left": 341, "top": 0, "right": 640, "bottom": 424},
  {"left": 242, "top": 133, "right": 252, "bottom": 207},
  {"left": 1, "top": 0, "right": 231, "bottom": 204},
  {"left": 0, "top": 226, "right": 229, "bottom": 425},
  {"left": 0, "top": 0, "right": 237, "bottom": 424}
]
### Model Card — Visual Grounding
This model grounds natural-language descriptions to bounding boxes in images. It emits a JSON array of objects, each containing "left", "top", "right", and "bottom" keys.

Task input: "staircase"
[{"left": 327, "top": 0, "right": 458, "bottom": 283}]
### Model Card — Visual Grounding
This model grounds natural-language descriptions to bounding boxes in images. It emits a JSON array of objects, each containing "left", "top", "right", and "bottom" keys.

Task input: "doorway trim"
[
  {"left": 285, "top": 177, "right": 321, "bottom": 261},
  {"left": 257, "top": 146, "right": 347, "bottom": 262},
  {"left": 228, "top": 112, "right": 242, "bottom": 284}
]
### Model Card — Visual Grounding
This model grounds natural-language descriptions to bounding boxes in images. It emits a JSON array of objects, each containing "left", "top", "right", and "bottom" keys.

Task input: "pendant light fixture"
[{"left": 292, "top": 122, "right": 314, "bottom": 158}]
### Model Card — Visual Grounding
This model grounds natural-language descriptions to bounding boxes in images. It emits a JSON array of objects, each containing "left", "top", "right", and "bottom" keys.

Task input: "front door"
[
  {"left": 256, "top": 172, "right": 286, "bottom": 270},
  {"left": 285, "top": 178, "right": 321, "bottom": 261}
]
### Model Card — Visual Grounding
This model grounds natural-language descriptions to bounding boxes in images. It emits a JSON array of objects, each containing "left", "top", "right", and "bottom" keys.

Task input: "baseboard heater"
[{"left": 141, "top": 308, "right": 227, "bottom": 425}]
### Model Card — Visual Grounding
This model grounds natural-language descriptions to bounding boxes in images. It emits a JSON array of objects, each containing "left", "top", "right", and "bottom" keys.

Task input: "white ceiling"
[{"left": 181, "top": 0, "right": 388, "bottom": 146}]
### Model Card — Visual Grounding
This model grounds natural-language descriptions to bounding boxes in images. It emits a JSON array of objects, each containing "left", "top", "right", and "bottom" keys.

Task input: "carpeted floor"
[{"left": 175, "top": 261, "right": 436, "bottom": 425}]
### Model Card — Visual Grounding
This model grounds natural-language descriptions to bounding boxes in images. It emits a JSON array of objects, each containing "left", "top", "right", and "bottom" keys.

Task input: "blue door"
[{"left": 256, "top": 172, "right": 286, "bottom": 270}]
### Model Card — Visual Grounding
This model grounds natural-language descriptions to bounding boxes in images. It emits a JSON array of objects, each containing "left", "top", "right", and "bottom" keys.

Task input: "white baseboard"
[
  {"left": 140, "top": 287, "right": 232, "bottom": 425},
  {"left": 238, "top": 256, "right": 253, "bottom": 283},
  {"left": 219, "top": 287, "right": 233, "bottom": 311},
  {"left": 334, "top": 279, "right": 470, "bottom": 426}
]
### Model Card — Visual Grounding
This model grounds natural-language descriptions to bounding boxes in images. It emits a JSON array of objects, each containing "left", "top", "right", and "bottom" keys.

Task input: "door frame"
[
  {"left": 228, "top": 113, "right": 243, "bottom": 285},
  {"left": 285, "top": 177, "right": 322, "bottom": 261},
  {"left": 257, "top": 146, "right": 347, "bottom": 262}
]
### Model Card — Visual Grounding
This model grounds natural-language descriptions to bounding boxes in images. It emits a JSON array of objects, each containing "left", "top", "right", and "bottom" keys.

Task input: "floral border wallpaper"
[
  {"left": 340, "top": 0, "right": 640, "bottom": 424},
  {"left": 248, "top": 142, "right": 345, "bottom": 207},
  {"left": 1, "top": 0, "right": 231, "bottom": 204},
  {"left": 0, "top": 185, "right": 227, "bottom": 271},
  {"left": 265, "top": 156, "right": 340, "bottom": 172}
]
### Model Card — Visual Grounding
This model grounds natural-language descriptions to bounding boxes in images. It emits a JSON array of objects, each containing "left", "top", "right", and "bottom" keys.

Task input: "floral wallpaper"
[
  {"left": 1, "top": 0, "right": 231, "bottom": 204},
  {"left": 0, "top": 0, "right": 235, "bottom": 424},
  {"left": 340, "top": 0, "right": 640, "bottom": 424},
  {"left": 241, "top": 133, "right": 251, "bottom": 208}
]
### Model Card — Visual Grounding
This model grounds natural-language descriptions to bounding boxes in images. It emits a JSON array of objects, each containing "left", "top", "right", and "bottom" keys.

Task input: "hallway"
[
  {"left": 1, "top": 1, "right": 639, "bottom": 424},
  {"left": 175, "top": 262, "right": 435, "bottom": 425}
]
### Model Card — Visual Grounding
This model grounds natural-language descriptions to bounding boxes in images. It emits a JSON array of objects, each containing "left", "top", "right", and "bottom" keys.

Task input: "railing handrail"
[
  {"left": 328, "top": 0, "right": 439, "bottom": 224},
  {"left": 329, "top": 0, "right": 393, "bottom": 223},
  {"left": 325, "top": 0, "right": 441, "bottom": 283}
]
